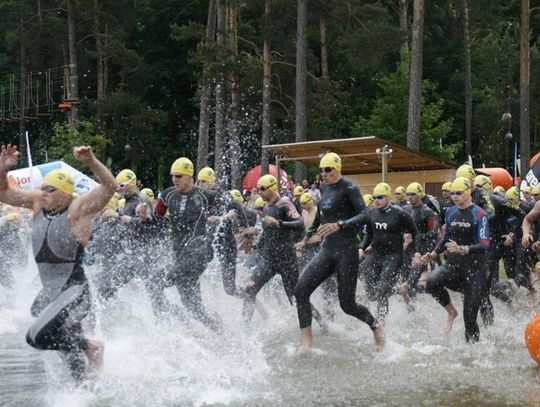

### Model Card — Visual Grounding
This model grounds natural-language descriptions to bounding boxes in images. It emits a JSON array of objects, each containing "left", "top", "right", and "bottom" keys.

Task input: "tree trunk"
[
  {"left": 19, "top": 36, "right": 27, "bottom": 165},
  {"left": 406, "top": 0, "right": 425, "bottom": 151},
  {"left": 295, "top": 0, "right": 308, "bottom": 182},
  {"left": 197, "top": 0, "right": 216, "bottom": 172},
  {"left": 227, "top": 2, "right": 242, "bottom": 188},
  {"left": 320, "top": 16, "right": 329, "bottom": 80},
  {"left": 66, "top": 0, "right": 79, "bottom": 130},
  {"left": 463, "top": 0, "right": 473, "bottom": 159},
  {"left": 261, "top": 0, "right": 272, "bottom": 176},
  {"left": 520, "top": 0, "right": 530, "bottom": 177},
  {"left": 399, "top": 0, "right": 409, "bottom": 50},
  {"left": 214, "top": 0, "right": 228, "bottom": 185}
]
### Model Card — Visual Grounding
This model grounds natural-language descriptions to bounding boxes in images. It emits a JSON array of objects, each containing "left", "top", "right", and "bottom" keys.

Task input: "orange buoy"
[
  {"left": 525, "top": 314, "right": 540, "bottom": 366},
  {"left": 58, "top": 103, "right": 72, "bottom": 110},
  {"left": 475, "top": 167, "right": 513, "bottom": 190}
]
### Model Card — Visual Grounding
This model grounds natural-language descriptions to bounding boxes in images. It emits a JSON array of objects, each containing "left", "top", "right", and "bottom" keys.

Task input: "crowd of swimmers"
[{"left": 1, "top": 143, "right": 540, "bottom": 381}]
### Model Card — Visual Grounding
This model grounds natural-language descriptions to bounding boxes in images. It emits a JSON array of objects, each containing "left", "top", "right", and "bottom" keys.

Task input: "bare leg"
[
  {"left": 85, "top": 339, "right": 104, "bottom": 371},
  {"left": 372, "top": 324, "right": 385, "bottom": 351},
  {"left": 297, "top": 326, "right": 313, "bottom": 355},
  {"left": 443, "top": 303, "right": 459, "bottom": 333},
  {"left": 400, "top": 283, "right": 410, "bottom": 305}
]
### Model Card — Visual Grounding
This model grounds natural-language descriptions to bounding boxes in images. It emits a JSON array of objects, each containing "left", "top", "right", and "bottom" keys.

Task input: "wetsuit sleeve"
[
  {"left": 470, "top": 208, "right": 491, "bottom": 253},
  {"left": 424, "top": 207, "right": 439, "bottom": 242},
  {"left": 155, "top": 197, "right": 167, "bottom": 217},
  {"left": 341, "top": 185, "right": 368, "bottom": 230},
  {"left": 360, "top": 219, "right": 373, "bottom": 251},
  {"left": 434, "top": 209, "right": 452, "bottom": 254},
  {"left": 279, "top": 206, "right": 304, "bottom": 230},
  {"left": 401, "top": 210, "right": 420, "bottom": 253}
]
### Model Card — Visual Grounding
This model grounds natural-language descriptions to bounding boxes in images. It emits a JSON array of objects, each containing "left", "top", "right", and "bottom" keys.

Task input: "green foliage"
[
  {"left": 351, "top": 52, "right": 458, "bottom": 161},
  {"left": 47, "top": 121, "right": 111, "bottom": 171}
]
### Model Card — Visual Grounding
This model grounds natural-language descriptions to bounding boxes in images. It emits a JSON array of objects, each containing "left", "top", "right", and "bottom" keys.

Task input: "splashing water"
[{"left": 2, "top": 249, "right": 540, "bottom": 406}]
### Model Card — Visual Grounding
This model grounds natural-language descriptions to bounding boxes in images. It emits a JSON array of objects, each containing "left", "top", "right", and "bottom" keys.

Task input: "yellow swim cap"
[
  {"left": 118, "top": 198, "right": 126, "bottom": 209},
  {"left": 319, "top": 152, "right": 342, "bottom": 172},
  {"left": 523, "top": 186, "right": 532, "bottom": 194},
  {"left": 506, "top": 186, "right": 520, "bottom": 201},
  {"left": 230, "top": 189, "right": 244, "bottom": 203},
  {"left": 140, "top": 188, "right": 155, "bottom": 203},
  {"left": 373, "top": 182, "right": 392, "bottom": 198},
  {"left": 197, "top": 167, "right": 216, "bottom": 183},
  {"left": 105, "top": 193, "right": 120, "bottom": 210},
  {"left": 456, "top": 164, "right": 475, "bottom": 181},
  {"left": 406, "top": 182, "right": 424, "bottom": 197},
  {"left": 441, "top": 182, "right": 452, "bottom": 192},
  {"left": 116, "top": 169, "right": 137, "bottom": 186},
  {"left": 257, "top": 174, "right": 278, "bottom": 193},
  {"left": 474, "top": 175, "right": 492, "bottom": 191},
  {"left": 394, "top": 186, "right": 406, "bottom": 195},
  {"left": 170, "top": 157, "right": 194, "bottom": 176},
  {"left": 294, "top": 186, "right": 305, "bottom": 197},
  {"left": 42, "top": 169, "right": 75, "bottom": 196},
  {"left": 530, "top": 186, "right": 540, "bottom": 196},
  {"left": 451, "top": 177, "right": 472, "bottom": 196},
  {"left": 363, "top": 194, "right": 374, "bottom": 206},
  {"left": 300, "top": 192, "right": 313, "bottom": 205},
  {"left": 254, "top": 196, "right": 265, "bottom": 209}
]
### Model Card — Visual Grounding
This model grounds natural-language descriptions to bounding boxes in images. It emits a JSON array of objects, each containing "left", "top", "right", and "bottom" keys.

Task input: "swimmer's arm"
[
  {"left": 0, "top": 187, "right": 42, "bottom": 210},
  {"left": 522, "top": 201, "right": 540, "bottom": 245},
  {"left": 340, "top": 185, "right": 368, "bottom": 229},
  {"left": 70, "top": 147, "right": 117, "bottom": 218},
  {"left": 279, "top": 206, "right": 304, "bottom": 230},
  {"left": 403, "top": 211, "right": 420, "bottom": 254}
]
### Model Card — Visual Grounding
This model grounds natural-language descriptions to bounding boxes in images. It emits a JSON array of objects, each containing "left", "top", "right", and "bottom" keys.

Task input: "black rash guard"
[{"left": 361, "top": 205, "right": 420, "bottom": 255}]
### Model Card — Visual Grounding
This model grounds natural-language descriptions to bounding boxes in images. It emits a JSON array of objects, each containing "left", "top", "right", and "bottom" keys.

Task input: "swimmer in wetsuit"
[
  {"left": 294, "top": 153, "right": 385, "bottom": 353},
  {"left": 360, "top": 182, "right": 420, "bottom": 319},
  {"left": 0, "top": 144, "right": 117, "bottom": 380},
  {"left": 155, "top": 157, "right": 223, "bottom": 332},
  {"left": 423, "top": 177, "right": 491, "bottom": 343}
]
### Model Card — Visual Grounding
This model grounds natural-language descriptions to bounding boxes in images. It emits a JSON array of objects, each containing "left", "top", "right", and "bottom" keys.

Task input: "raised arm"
[
  {"left": 0, "top": 144, "right": 42, "bottom": 209},
  {"left": 69, "top": 146, "right": 117, "bottom": 219}
]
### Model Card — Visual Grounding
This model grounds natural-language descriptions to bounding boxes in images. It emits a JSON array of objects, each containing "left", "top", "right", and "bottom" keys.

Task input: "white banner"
[{"left": 7, "top": 161, "right": 98, "bottom": 195}]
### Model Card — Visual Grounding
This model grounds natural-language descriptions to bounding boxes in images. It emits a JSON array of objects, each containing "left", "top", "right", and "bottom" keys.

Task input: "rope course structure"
[{"left": 0, "top": 66, "right": 73, "bottom": 123}]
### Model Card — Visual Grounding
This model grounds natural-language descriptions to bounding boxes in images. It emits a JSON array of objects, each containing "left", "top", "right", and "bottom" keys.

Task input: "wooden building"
[{"left": 263, "top": 136, "right": 457, "bottom": 198}]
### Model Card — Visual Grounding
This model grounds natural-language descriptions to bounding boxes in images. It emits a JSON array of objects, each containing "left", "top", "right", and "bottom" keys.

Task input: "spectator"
[{"left": 308, "top": 183, "right": 322, "bottom": 204}]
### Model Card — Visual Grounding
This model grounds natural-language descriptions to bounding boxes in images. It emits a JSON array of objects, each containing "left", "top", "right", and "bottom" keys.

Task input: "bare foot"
[
  {"left": 400, "top": 283, "right": 410, "bottom": 305},
  {"left": 296, "top": 345, "right": 313, "bottom": 356},
  {"left": 373, "top": 325, "right": 386, "bottom": 352},
  {"left": 85, "top": 340, "right": 104, "bottom": 371},
  {"left": 443, "top": 307, "right": 458, "bottom": 333}
]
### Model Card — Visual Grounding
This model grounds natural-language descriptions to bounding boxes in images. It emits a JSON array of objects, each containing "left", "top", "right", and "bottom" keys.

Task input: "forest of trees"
[{"left": 0, "top": 0, "right": 539, "bottom": 190}]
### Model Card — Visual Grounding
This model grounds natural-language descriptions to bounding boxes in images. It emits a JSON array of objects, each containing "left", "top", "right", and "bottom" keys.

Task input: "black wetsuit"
[
  {"left": 483, "top": 193, "right": 523, "bottom": 310},
  {"left": 402, "top": 203, "right": 438, "bottom": 298},
  {"left": 242, "top": 197, "right": 304, "bottom": 322},
  {"left": 155, "top": 185, "right": 222, "bottom": 332},
  {"left": 360, "top": 204, "right": 419, "bottom": 318},
  {"left": 439, "top": 196, "right": 454, "bottom": 225},
  {"left": 426, "top": 204, "right": 490, "bottom": 342},
  {"left": 294, "top": 178, "right": 378, "bottom": 330},
  {"left": 26, "top": 209, "right": 91, "bottom": 380},
  {"left": 208, "top": 193, "right": 248, "bottom": 297}
]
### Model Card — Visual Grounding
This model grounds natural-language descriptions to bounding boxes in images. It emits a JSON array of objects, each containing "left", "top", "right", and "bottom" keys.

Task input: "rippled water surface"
[{"left": 1, "top": 256, "right": 540, "bottom": 407}]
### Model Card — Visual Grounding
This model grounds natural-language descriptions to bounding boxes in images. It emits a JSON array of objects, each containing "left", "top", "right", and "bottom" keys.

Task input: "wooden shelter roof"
[{"left": 263, "top": 136, "right": 456, "bottom": 175}]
